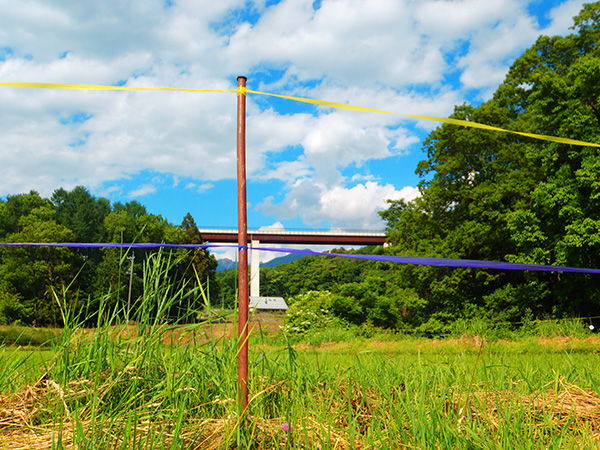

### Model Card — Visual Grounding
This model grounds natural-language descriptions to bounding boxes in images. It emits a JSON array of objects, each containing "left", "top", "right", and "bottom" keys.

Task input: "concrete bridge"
[{"left": 198, "top": 228, "right": 387, "bottom": 297}]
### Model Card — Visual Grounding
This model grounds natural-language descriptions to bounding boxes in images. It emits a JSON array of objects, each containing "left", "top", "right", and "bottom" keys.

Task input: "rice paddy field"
[{"left": 2, "top": 319, "right": 600, "bottom": 449}]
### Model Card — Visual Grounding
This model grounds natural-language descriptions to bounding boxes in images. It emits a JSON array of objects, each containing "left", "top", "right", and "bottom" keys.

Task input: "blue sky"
[{"left": 0, "top": 0, "right": 590, "bottom": 259}]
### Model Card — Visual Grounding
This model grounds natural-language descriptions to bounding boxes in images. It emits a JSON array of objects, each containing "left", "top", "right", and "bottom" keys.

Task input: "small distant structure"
[{"left": 250, "top": 296, "right": 289, "bottom": 311}]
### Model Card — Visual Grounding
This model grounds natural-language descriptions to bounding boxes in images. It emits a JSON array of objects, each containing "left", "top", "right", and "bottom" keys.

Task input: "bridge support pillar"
[{"left": 250, "top": 239, "right": 260, "bottom": 298}]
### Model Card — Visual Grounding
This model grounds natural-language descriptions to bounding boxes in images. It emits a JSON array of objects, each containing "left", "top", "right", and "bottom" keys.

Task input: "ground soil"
[{"left": 95, "top": 312, "right": 286, "bottom": 345}]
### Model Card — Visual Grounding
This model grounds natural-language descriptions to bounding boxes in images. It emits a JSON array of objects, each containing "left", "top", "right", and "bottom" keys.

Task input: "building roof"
[{"left": 249, "top": 296, "right": 289, "bottom": 310}]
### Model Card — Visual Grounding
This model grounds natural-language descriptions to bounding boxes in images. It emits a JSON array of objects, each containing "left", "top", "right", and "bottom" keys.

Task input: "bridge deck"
[{"left": 198, "top": 229, "right": 387, "bottom": 246}]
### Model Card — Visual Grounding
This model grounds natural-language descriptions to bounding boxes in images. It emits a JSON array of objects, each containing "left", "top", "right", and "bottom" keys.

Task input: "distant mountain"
[
  {"left": 216, "top": 258, "right": 237, "bottom": 272},
  {"left": 216, "top": 251, "right": 307, "bottom": 272},
  {"left": 263, "top": 252, "right": 306, "bottom": 268}
]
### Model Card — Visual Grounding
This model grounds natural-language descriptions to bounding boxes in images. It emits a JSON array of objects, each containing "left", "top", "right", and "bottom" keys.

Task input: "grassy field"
[
  {"left": 2, "top": 253, "right": 599, "bottom": 449},
  {"left": 2, "top": 320, "right": 600, "bottom": 449}
]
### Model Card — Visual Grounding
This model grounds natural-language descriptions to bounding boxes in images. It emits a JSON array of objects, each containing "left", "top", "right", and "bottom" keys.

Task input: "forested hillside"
[
  {"left": 218, "top": 247, "right": 425, "bottom": 329},
  {"left": 216, "top": 247, "right": 380, "bottom": 301},
  {"left": 0, "top": 187, "right": 218, "bottom": 325}
]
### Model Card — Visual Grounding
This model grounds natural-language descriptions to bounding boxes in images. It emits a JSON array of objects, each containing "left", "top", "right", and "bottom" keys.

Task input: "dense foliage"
[
  {"left": 5, "top": 4, "right": 600, "bottom": 332},
  {"left": 0, "top": 187, "right": 218, "bottom": 325},
  {"left": 248, "top": 3, "right": 600, "bottom": 333},
  {"left": 381, "top": 2, "right": 600, "bottom": 329},
  {"left": 217, "top": 248, "right": 426, "bottom": 330}
]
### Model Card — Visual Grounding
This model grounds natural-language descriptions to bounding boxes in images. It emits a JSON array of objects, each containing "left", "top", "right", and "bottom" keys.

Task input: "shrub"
[
  {"left": 0, "top": 290, "right": 29, "bottom": 325},
  {"left": 281, "top": 291, "right": 343, "bottom": 335},
  {"left": 522, "top": 318, "right": 590, "bottom": 338}
]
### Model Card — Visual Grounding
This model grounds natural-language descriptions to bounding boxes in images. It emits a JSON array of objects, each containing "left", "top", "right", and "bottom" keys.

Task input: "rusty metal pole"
[{"left": 236, "top": 76, "right": 249, "bottom": 409}]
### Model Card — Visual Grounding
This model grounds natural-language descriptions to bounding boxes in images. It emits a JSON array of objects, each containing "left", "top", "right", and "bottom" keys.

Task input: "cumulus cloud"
[
  {"left": 259, "top": 180, "right": 420, "bottom": 230},
  {"left": 223, "top": 0, "right": 444, "bottom": 86},
  {"left": 0, "top": 0, "right": 587, "bottom": 230},
  {"left": 542, "top": 0, "right": 588, "bottom": 36}
]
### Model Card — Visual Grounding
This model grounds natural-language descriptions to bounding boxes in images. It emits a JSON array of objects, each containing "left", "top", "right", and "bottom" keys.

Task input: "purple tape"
[
  {"left": 254, "top": 246, "right": 600, "bottom": 274},
  {"left": 0, "top": 242, "right": 242, "bottom": 249},
  {"left": 0, "top": 242, "right": 599, "bottom": 274}
]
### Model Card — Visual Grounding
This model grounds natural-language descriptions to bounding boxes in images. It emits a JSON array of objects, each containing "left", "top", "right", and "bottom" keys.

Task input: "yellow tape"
[
  {"left": 0, "top": 81, "right": 237, "bottom": 94},
  {"left": 250, "top": 89, "right": 600, "bottom": 148},
  {"left": 1, "top": 81, "right": 599, "bottom": 148},
  {"left": 246, "top": 89, "right": 395, "bottom": 115},
  {"left": 400, "top": 114, "right": 600, "bottom": 148}
]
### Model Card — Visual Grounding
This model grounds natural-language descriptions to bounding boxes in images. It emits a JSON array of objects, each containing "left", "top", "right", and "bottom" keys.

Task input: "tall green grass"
[{"left": 1, "top": 250, "right": 600, "bottom": 448}]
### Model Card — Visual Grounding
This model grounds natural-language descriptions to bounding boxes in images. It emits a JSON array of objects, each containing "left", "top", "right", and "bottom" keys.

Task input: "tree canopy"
[
  {"left": 381, "top": 2, "right": 600, "bottom": 328},
  {"left": 0, "top": 187, "right": 218, "bottom": 325},
  {"left": 251, "top": 2, "right": 600, "bottom": 332}
]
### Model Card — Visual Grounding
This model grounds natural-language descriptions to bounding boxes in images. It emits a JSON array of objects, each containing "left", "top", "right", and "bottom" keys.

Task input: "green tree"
[
  {"left": 51, "top": 186, "right": 111, "bottom": 242},
  {"left": 0, "top": 206, "right": 77, "bottom": 325},
  {"left": 0, "top": 191, "right": 49, "bottom": 238},
  {"left": 93, "top": 201, "right": 170, "bottom": 314},
  {"left": 381, "top": 2, "right": 600, "bottom": 327},
  {"left": 172, "top": 213, "right": 219, "bottom": 312},
  {"left": 215, "top": 267, "right": 239, "bottom": 308},
  {"left": 50, "top": 186, "right": 112, "bottom": 302},
  {"left": 260, "top": 249, "right": 374, "bottom": 299}
]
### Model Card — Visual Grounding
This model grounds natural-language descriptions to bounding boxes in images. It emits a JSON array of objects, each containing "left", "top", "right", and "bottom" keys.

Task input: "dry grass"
[
  {"left": 448, "top": 378, "right": 600, "bottom": 446},
  {"left": 0, "top": 416, "right": 358, "bottom": 450},
  {"left": 4, "top": 326, "right": 600, "bottom": 449},
  {"left": 3, "top": 374, "right": 600, "bottom": 449},
  {"left": 73, "top": 314, "right": 285, "bottom": 347},
  {"left": 0, "top": 378, "right": 356, "bottom": 450}
]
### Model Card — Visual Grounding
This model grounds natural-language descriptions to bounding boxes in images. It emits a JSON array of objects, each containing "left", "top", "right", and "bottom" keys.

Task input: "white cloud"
[
  {"left": 541, "top": 0, "right": 588, "bottom": 36},
  {"left": 259, "top": 221, "right": 285, "bottom": 231},
  {"left": 211, "top": 246, "right": 239, "bottom": 263},
  {"left": 259, "top": 180, "right": 420, "bottom": 230},
  {"left": 302, "top": 114, "right": 404, "bottom": 172},
  {"left": 96, "top": 185, "right": 122, "bottom": 198},
  {"left": 0, "top": 0, "right": 589, "bottom": 230},
  {"left": 0, "top": 82, "right": 235, "bottom": 195},
  {"left": 317, "top": 182, "right": 419, "bottom": 229},
  {"left": 415, "top": 0, "right": 519, "bottom": 39},
  {"left": 0, "top": 0, "right": 246, "bottom": 64},
  {"left": 257, "top": 159, "right": 313, "bottom": 184},
  {"left": 224, "top": 0, "right": 447, "bottom": 87},
  {"left": 128, "top": 184, "right": 156, "bottom": 198},
  {"left": 196, "top": 182, "right": 214, "bottom": 194},
  {"left": 457, "top": 14, "right": 540, "bottom": 95}
]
